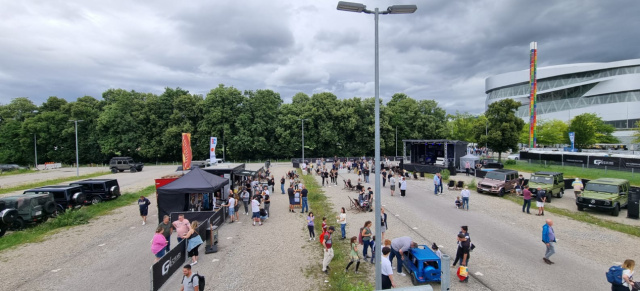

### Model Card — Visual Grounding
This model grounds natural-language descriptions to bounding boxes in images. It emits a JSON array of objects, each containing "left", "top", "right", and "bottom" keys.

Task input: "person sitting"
[
  {"left": 455, "top": 196, "right": 462, "bottom": 209},
  {"left": 259, "top": 208, "right": 268, "bottom": 222},
  {"left": 356, "top": 179, "right": 364, "bottom": 192}
]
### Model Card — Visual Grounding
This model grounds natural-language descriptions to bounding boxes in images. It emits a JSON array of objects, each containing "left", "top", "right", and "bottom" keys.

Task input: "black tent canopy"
[{"left": 156, "top": 167, "right": 229, "bottom": 221}]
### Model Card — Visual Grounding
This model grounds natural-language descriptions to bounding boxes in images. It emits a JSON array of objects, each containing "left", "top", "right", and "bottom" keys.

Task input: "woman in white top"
[
  {"left": 389, "top": 174, "right": 396, "bottom": 196},
  {"left": 336, "top": 207, "right": 347, "bottom": 239}
]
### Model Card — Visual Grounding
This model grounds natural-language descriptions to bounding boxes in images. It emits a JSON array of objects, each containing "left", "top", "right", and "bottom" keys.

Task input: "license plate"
[
  {"left": 588, "top": 205, "right": 596, "bottom": 208},
  {"left": 35, "top": 211, "right": 42, "bottom": 216}
]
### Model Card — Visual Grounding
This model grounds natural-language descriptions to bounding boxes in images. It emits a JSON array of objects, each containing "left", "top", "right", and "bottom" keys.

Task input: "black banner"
[
  {"left": 151, "top": 239, "right": 186, "bottom": 291},
  {"left": 170, "top": 210, "right": 219, "bottom": 225},
  {"left": 210, "top": 207, "right": 226, "bottom": 228},
  {"left": 520, "top": 152, "right": 540, "bottom": 160},
  {"left": 588, "top": 156, "right": 619, "bottom": 169},
  {"left": 539, "top": 154, "right": 563, "bottom": 162},
  {"left": 621, "top": 158, "right": 640, "bottom": 169},
  {"left": 562, "top": 154, "right": 588, "bottom": 165}
]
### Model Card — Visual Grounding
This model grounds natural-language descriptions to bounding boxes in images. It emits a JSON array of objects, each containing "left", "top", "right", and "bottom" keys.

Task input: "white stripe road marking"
[
  {"left": 130, "top": 227, "right": 136, "bottom": 229},
  {"left": 438, "top": 245, "right": 444, "bottom": 248},
  {"left": 412, "top": 227, "right": 418, "bottom": 230},
  {"left": 212, "top": 259, "right": 219, "bottom": 262},
  {"left": 227, "top": 237, "right": 233, "bottom": 239},
  {"left": 395, "top": 214, "right": 400, "bottom": 217},
  {"left": 98, "top": 244, "right": 106, "bottom": 247},
  {"left": 475, "top": 272, "right": 483, "bottom": 276},
  {"left": 51, "top": 269, "right": 61, "bottom": 272}
]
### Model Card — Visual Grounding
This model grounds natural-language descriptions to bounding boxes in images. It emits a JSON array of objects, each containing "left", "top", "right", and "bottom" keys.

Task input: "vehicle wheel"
[
  {"left": 1, "top": 209, "right": 18, "bottom": 224},
  {"left": 577, "top": 205, "right": 584, "bottom": 211},
  {"left": 411, "top": 271, "right": 418, "bottom": 285},
  {"left": 612, "top": 204, "right": 620, "bottom": 217},
  {"left": 91, "top": 196, "right": 103, "bottom": 205},
  {"left": 130, "top": 167, "right": 137, "bottom": 173},
  {"left": 498, "top": 189, "right": 505, "bottom": 197},
  {"left": 547, "top": 195, "right": 552, "bottom": 203},
  {"left": 557, "top": 189, "right": 563, "bottom": 199},
  {"left": 44, "top": 201, "right": 56, "bottom": 214},
  {"left": 0, "top": 226, "right": 7, "bottom": 237},
  {"left": 51, "top": 205, "right": 65, "bottom": 218},
  {"left": 111, "top": 168, "right": 117, "bottom": 173},
  {"left": 10, "top": 217, "right": 24, "bottom": 230},
  {"left": 110, "top": 186, "right": 121, "bottom": 197}
]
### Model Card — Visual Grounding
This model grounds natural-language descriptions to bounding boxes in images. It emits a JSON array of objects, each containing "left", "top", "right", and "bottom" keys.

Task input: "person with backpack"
[
  {"left": 322, "top": 226, "right": 335, "bottom": 274},
  {"left": 181, "top": 264, "right": 200, "bottom": 291},
  {"left": 542, "top": 219, "right": 557, "bottom": 265},
  {"left": 608, "top": 259, "right": 635, "bottom": 290},
  {"left": 361, "top": 221, "right": 373, "bottom": 258}
]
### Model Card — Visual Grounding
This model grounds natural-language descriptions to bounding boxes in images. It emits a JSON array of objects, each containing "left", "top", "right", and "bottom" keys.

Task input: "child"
[
  {"left": 345, "top": 236, "right": 361, "bottom": 273},
  {"left": 322, "top": 217, "right": 327, "bottom": 232},
  {"left": 455, "top": 196, "right": 462, "bottom": 209},
  {"left": 369, "top": 235, "right": 376, "bottom": 264},
  {"left": 432, "top": 243, "right": 442, "bottom": 259}
]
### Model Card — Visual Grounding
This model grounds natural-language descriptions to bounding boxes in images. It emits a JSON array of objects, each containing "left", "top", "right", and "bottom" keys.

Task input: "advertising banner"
[
  {"left": 562, "top": 154, "right": 588, "bottom": 165},
  {"left": 182, "top": 133, "right": 192, "bottom": 170},
  {"left": 150, "top": 239, "right": 186, "bottom": 291},
  {"left": 621, "top": 158, "right": 640, "bottom": 169},
  {"left": 210, "top": 137, "right": 217, "bottom": 164},
  {"left": 588, "top": 156, "right": 619, "bottom": 169},
  {"left": 568, "top": 132, "right": 575, "bottom": 150}
]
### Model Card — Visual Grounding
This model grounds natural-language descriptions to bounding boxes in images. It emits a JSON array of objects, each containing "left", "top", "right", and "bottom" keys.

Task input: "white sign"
[{"left": 210, "top": 137, "right": 217, "bottom": 164}]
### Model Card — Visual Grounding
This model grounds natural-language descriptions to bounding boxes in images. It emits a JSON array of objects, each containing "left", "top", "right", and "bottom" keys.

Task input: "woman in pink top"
[{"left": 151, "top": 226, "right": 168, "bottom": 262}]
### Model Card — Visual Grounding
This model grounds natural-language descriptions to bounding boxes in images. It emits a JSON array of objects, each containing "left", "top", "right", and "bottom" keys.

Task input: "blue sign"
[{"left": 568, "top": 132, "right": 575, "bottom": 150}]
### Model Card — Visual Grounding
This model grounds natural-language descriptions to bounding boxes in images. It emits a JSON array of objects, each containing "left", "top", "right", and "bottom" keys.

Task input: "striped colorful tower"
[{"left": 528, "top": 42, "right": 538, "bottom": 148}]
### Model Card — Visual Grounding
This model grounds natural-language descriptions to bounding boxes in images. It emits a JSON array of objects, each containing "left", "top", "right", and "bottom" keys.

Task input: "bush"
[
  {"left": 441, "top": 169, "right": 450, "bottom": 180},
  {"left": 504, "top": 159, "right": 516, "bottom": 165}
]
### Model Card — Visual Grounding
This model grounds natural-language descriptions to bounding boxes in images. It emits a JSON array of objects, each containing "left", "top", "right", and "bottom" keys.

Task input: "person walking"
[
  {"left": 307, "top": 212, "right": 315, "bottom": 240},
  {"left": 536, "top": 187, "right": 547, "bottom": 216},
  {"left": 465, "top": 161, "right": 471, "bottom": 176},
  {"left": 381, "top": 247, "right": 396, "bottom": 289},
  {"left": 287, "top": 185, "right": 295, "bottom": 213},
  {"left": 180, "top": 264, "right": 199, "bottom": 291},
  {"left": 251, "top": 195, "right": 262, "bottom": 226},
  {"left": 433, "top": 174, "right": 440, "bottom": 195},
  {"left": 455, "top": 233, "right": 471, "bottom": 283},
  {"left": 389, "top": 236, "right": 417, "bottom": 276},
  {"left": 345, "top": 236, "right": 361, "bottom": 273},
  {"left": 380, "top": 207, "right": 388, "bottom": 241},
  {"left": 263, "top": 190, "right": 270, "bottom": 218},
  {"left": 241, "top": 188, "right": 250, "bottom": 215},
  {"left": 158, "top": 215, "right": 173, "bottom": 251},
  {"left": 522, "top": 185, "right": 532, "bottom": 214},
  {"left": 138, "top": 195, "right": 151, "bottom": 225},
  {"left": 400, "top": 177, "right": 407, "bottom": 197},
  {"left": 172, "top": 214, "right": 191, "bottom": 243},
  {"left": 322, "top": 226, "right": 335, "bottom": 274},
  {"left": 611, "top": 259, "right": 635, "bottom": 291},
  {"left": 381, "top": 169, "right": 387, "bottom": 187},
  {"left": 337, "top": 207, "right": 347, "bottom": 239},
  {"left": 572, "top": 178, "right": 584, "bottom": 199},
  {"left": 437, "top": 173, "right": 444, "bottom": 194},
  {"left": 151, "top": 226, "right": 168, "bottom": 262},
  {"left": 301, "top": 185, "right": 309, "bottom": 213},
  {"left": 183, "top": 221, "right": 203, "bottom": 266},
  {"left": 361, "top": 221, "right": 373, "bottom": 258},
  {"left": 389, "top": 174, "right": 396, "bottom": 196},
  {"left": 460, "top": 186, "right": 470, "bottom": 211},
  {"left": 542, "top": 219, "right": 557, "bottom": 265},
  {"left": 280, "top": 176, "right": 286, "bottom": 194}
]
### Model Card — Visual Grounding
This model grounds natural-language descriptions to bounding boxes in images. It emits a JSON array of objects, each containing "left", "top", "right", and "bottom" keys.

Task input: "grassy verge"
[
  {"left": 0, "top": 169, "right": 36, "bottom": 176},
  {"left": 0, "top": 171, "right": 110, "bottom": 195},
  {"left": 501, "top": 194, "right": 640, "bottom": 238},
  {"left": 0, "top": 186, "right": 156, "bottom": 252},
  {"left": 509, "top": 160, "right": 640, "bottom": 186},
  {"left": 302, "top": 173, "right": 373, "bottom": 291}
]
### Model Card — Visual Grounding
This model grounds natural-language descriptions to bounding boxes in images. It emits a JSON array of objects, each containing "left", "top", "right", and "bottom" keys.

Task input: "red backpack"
[{"left": 319, "top": 230, "right": 328, "bottom": 245}]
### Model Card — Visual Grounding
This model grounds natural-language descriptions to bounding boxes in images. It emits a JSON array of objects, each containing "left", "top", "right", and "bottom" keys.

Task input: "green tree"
[
  {"left": 96, "top": 89, "right": 148, "bottom": 158},
  {"left": 475, "top": 99, "right": 524, "bottom": 161},
  {"left": 567, "top": 113, "right": 619, "bottom": 148},
  {"left": 197, "top": 85, "right": 245, "bottom": 160},
  {"left": 537, "top": 119, "right": 569, "bottom": 146},
  {"left": 446, "top": 111, "right": 478, "bottom": 142},
  {"left": 633, "top": 121, "right": 640, "bottom": 144}
]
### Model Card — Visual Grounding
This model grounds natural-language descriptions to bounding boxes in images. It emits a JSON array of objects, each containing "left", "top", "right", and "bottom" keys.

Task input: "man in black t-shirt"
[
  {"left": 301, "top": 185, "right": 309, "bottom": 213},
  {"left": 536, "top": 187, "right": 546, "bottom": 216},
  {"left": 288, "top": 186, "right": 295, "bottom": 213}
]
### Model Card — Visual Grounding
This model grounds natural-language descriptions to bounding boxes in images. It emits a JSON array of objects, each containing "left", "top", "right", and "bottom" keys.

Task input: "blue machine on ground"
[{"left": 402, "top": 244, "right": 442, "bottom": 285}]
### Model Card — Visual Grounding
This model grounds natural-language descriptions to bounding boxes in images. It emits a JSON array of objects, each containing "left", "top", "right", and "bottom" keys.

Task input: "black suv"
[
  {"left": 1, "top": 193, "right": 55, "bottom": 236},
  {"left": 109, "top": 157, "right": 144, "bottom": 173},
  {"left": 23, "top": 185, "right": 87, "bottom": 213},
  {"left": 70, "top": 179, "right": 121, "bottom": 204}
]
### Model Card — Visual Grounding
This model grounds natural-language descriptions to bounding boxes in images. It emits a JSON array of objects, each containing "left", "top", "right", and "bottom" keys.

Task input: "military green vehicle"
[
  {"left": 576, "top": 178, "right": 629, "bottom": 216},
  {"left": 529, "top": 171, "right": 565, "bottom": 202}
]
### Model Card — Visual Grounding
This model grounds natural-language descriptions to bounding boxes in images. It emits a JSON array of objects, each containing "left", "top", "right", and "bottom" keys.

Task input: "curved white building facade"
[{"left": 485, "top": 59, "right": 640, "bottom": 130}]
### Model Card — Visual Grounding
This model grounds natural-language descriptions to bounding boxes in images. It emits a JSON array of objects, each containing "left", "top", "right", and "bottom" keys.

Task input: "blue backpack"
[{"left": 606, "top": 265, "right": 624, "bottom": 285}]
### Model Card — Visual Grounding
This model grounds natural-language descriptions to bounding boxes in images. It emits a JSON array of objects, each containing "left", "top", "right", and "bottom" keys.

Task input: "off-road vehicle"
[
  {"left": 576, "top": 178, "right": 629, "bottom": 216},
  {"left": 529, "top": 171, "right": 564, "bottom": 202},
  {"left": 70, "top": 179, "right": 121, "bottom": 205},
  {"left": 23, "top": 185, "right": 86, "bottom": 213},
  {"left": 0, "top": 193, "right": 55, "bottom": 236},
  {"left": 476, "top": 169, "right": 519, "bottom": 197},
  {"left": 480, "top": 159, "right": 504, "bottom": 169},
  {"left": 109, "top": 157, "right": 144, "bottom": 173}
]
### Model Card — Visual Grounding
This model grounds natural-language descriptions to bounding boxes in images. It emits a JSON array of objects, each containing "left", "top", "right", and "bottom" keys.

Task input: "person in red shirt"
[
  {"left": 522, "top": 185, "right": 532, "bottom": 214},
  {"left": 322, "top": 226, "right": 335, "bottom": 274}
]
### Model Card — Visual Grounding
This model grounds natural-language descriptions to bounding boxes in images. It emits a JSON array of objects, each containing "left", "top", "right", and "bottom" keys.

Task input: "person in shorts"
[
  {"left": 138, "top": 195, "right": 151, "bottom": 225},
  {"left": 571, "top": 178, "right": 583, "bottom": 199},
  {"left": 223, "top": 195, "right": 236, "bottom": 223},
  {"left": 252, "top": 195, "right": 262, "bottom": 226},
  {"left": 536, "top": 187, "right": 546, "bottom": 216}
]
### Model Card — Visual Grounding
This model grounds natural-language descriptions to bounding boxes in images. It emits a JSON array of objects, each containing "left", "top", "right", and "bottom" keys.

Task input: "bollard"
[{"left": 441, "top": 254, "right": 451, "bottom": 291}]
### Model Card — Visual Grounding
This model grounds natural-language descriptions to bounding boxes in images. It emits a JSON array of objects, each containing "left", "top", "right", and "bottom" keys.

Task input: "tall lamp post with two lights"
[{"left": 337, "top": 2, "right": 417, "bottom": 289}]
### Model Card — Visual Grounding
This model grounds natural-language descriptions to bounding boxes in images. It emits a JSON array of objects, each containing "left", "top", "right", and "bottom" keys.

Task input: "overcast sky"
[{"left": 1, "top": 0, "right": 639, "bottom": 114}]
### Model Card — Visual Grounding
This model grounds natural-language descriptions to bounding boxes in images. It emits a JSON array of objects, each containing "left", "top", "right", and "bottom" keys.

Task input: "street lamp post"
[
  {"left": 34, "top": 133, "right": 38, "bottom": 169},
  {"left": 298, "top": 119, "right": 307, "bottom": 165},
  {"left": 69, "top": 120, "right": 84, "bottom": 176},
  {"left": 337, "top": 2, "right": 417, "bottom": 289},
  {"left": 395, "top": 126, "right": 398, "bottom": 157}
]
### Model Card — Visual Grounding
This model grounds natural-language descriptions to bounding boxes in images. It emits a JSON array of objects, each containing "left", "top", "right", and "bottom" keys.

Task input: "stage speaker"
[{"left": 399, "top": 158, "right": 404, "bottom": 170}]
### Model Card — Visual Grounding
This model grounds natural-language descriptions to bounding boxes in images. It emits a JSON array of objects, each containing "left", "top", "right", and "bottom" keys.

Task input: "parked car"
[
  {"left": 480, "top": 159, "right": 504, "bottom": 169},
  {"left": 529, "top": 171, "right": 565, "bottom": 202},
  {"left": 507, "top": 153, "right": 520, "bottom": 160},
  {"left": 476, "top": 169, "right": 519, "bottom": 197},
  {"left": 0, "top": 193, "right": 55, "bottom": 235},
  {"left": 70, "top": 179, "right": 121, "bottom": 205},
  {"left": 23, "top": 185, "right": 86, "bottom": 213},
  {"left": 402, "top": 244, "right": 441, "bottom": 285},
  {"left": 0, "top": 164, "right": 29, "bottom": 172},
  {"left": 109, "top": 157, "right": 144, "bottom": 173},
  {"left": 576, "top": 178, "right": 629, "bottom": 216}
]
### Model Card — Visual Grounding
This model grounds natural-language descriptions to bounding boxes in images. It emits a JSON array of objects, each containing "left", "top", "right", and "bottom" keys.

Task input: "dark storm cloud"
[{"left": 0, "top": 0, "right": 638, "bottom": 115}]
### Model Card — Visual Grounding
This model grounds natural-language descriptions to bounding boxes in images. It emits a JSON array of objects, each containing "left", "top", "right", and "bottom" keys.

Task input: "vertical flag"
[
  {"left": 182, "top": 133, "right": 192, "bottom": 170},
  {"left": 210, "top": 137, "right": 217, "bottom": 164},
  {"left": 529, "top": 42, "right": 538, "bottom": 148}
]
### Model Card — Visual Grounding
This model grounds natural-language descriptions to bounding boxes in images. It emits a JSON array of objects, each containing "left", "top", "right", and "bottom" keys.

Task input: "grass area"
[
  {"left": 0, "top": 171, "right": 110, "bottom": 195},
  {"left": 509, "top": 160, "right": 640, "bottom": 186},
  {"left": 302, "top": 173, "right": 373, "bottom": 291},
  {"left": 0, "top": 186, "right": 156, "bottom": 252},
  {"left": 0, "top": 168, "right": 36, "bottom": 176},
  {"left": 501, "top": 194, "right": 640, "bottom": 238}
]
